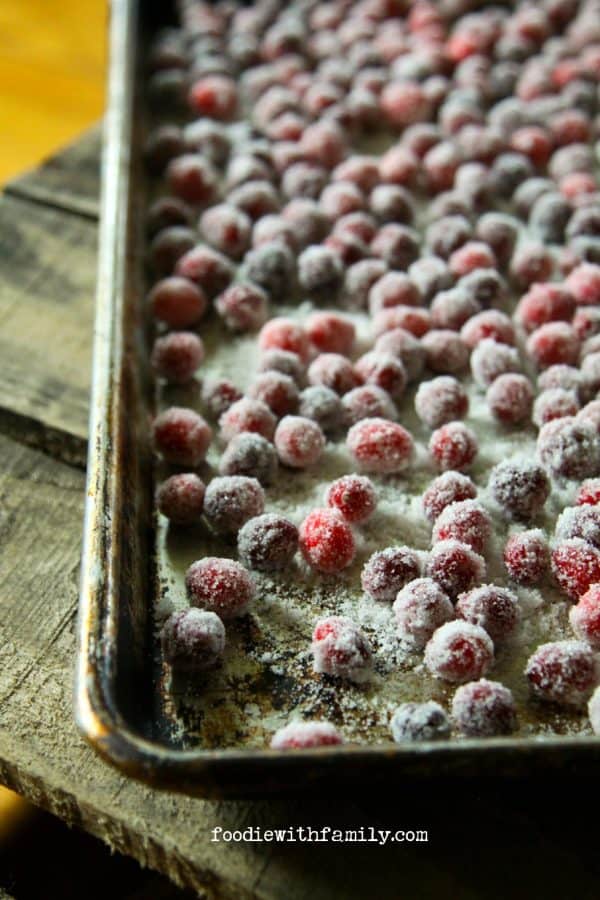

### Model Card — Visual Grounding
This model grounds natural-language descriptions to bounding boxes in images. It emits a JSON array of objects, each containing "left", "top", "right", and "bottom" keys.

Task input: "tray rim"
[{"left": 75, "top": 0, "right": 600, "bottom": 797}]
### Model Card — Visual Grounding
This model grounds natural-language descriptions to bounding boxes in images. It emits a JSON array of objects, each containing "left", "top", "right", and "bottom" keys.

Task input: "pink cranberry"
[
  {"left": 274, "top": 415, "right": 325, "bottom": 468},
  {"left": 527, "top": 322, "right": 580, "bottom": 369},
  {"left": 215, "top": 282, "right": 268, "bottom": 332},
  {"left": 361, "top": 547, "right": 422, "bottom": 602},
  {"left": 311, "top": 616, "right": 372, "bottom": 682},
  {"left": 299, "top": 509, "right": 356, "bottom": 574},
  {"left": 347, "top": 417, "right": 414, "bottom": 473},
  {"left": 424, "top": 621, "right": 494, "bottom": 684},
  {"left": 538, "top": 365, "right": 583, "bottom": 397},
  {"left": 456, "top": 584, "right": 520, "bottom": 643},
  {"left": 552, "top": 539, "right": 600, "bottom": 600},
  {"left": 342, "top": 385, "right": 396, "bottom": 425},
  {"left": 379, "top": 144, "right": 421, "bottom": 186},
  {"left": 248, "top": 372, "right": 299, "bottom": 418},
  {"left": 486, "top": 373, "right": 534, "bottom": 425},
  {"left": 326, "top": 475, "right": 377, "bottom": 524},
  {"left": 219, "top": 397, "right": 277, "bottom": 444},
  {"left": 471, "top": 339, "right": 521, "bottom": 388},
  {"left": 354, "top": 352, "right": 407, "bottom": 401},
  {"left": 161, "top": 608, "right": 225, "bottom": 672},
  {"left": 175, "top": 244, "right": 235, "bottom": 297},
  {"left": 374, "top": 327, "right": 426, "bottom": 382},
  {"left": 320, "top": 181, "right": 366, "bottom": 220},
  {"left": 381, "top": 80, "right": 431, "bottom": 129},
  {"left": 426, "top": 540, "right": 486, "bottom": 598},
  {"left": 415, "top": 376, "right": 468, "bottom": 430},
  {"left": 203, "top": 476, "right": 265, "bottom": 535},
  {"left": 449, "top": 241, "right": 497, "bottom": 278},
  {"left": 461, "top": 310, "right": 515, "bottom": 349},
  {"left": 569, "top": 584, "right": 600, "bottom": 649},
  {"left": 148, "top": 276, "right": 208, "bottom": 328},
  {"left": 368, "top": 272, "right": 421, "bottom": 315},
  {"left": 200, "top": 204, "right": 251, "bottom": 259},
  {"left": 186, "top": 556, "right": 255, "bottom": 619},
  {"left": 156, "top": 473, "right": 206, "bottom": 525},
  {"left": 515, "top": 283, "right": 575, "bottom": 333},
  {"left": 306, "top": 312, "right": 355, "bottom": 356},
  {"left": 237, "top": 513, "right": 298, "bottom": 572},
  {"left": 565, "top": 263, "right": 600, "bottom": 306},
  {"left": 375, "top": 306, "right": 431, "bottom": 340},
  {"left": 308, "top": 353, "right": 359, "bottom": 396},
  {"left": 270, "top": 720, "right": 343, "bottom": 750},
  {"left": 422, "top": 472, "right": 477, "bottom": 524},
  {"left": 301, "top": 120, "right": 347, "bottom": 169},
  {"left": 525, "top": 640, "right": 599, "bottom": 707},
  {"left": 151, "top": 332, "right": 204, "bottom": 384},
  {"left": 533, "top": 389, "right": 580, "bottom": 426},
  {"left": 393, "top": 577, "right": 454, "bottom": 650},
  {"left": 432, "top": 500, "right": 492, "bottom": 555},
  {"left": 430, "top": 288, "right": 481, "bottom": 332},
  {"left": 452, "top": 679, "right": 517, "bottom": 736},
  {"left": 153, "top": 407, "right": 212, "bottom": 467},
  {"left": 510, "top": 126, "right": 553, "bottom": 167},
  {"left": 258, "top": 317, "right": 310, "bottom": 363},
  {"left": 504, "top": 529, "right": 549, "bottom": 585},
  {"left": 188, "top": 75, "right": 237, "bottom": 119},
  {"left": 421, "top": 330, "right": 469, "bottom": 374},
  {"left": 510, "top": 242, "right": 554, "bottom": 289},
  {"left": 332, "top": 155, "right": 380, "bottom": 192},
  {"left": 429, "top": 421, "right": 478, "bottom": 472}
]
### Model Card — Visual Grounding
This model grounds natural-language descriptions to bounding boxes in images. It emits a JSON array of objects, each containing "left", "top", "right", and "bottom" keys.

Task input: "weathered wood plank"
[
  {"left": 4, "top": 127, "right": 101, "bottom": 220},
  {"left": 0, "top": 193, "right": 96, "bottom": 464}
]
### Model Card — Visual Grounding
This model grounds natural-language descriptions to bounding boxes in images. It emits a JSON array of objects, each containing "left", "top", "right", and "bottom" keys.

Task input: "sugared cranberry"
[
  {"left": 461, "top": 310, "right": 515, "bottom": 350},
  {"left": 219, "top": 397, "right": 277, "bottom": 444},
  {"left": 374, "top": 327, "right": 426, "bottom": 382},
  {"left": 381, "top": 80, "right": 431, "bottom": 128},
  {"left": 393, "top": 577, "right": 454, "bottom": 649},
  {"left": 311, "top": 616, "right": 372, "bottom": 682},
  {"left": 306, "top": 312, "right": 355, "bottom": 356},
  {"left": 297, "top": 245, "right": 345, "bottom": 297},
  {"left": 188, "top": 74, "right": 237, "bottom": 120},
  {"left": 156, "top": 473, "right": 206, "bottom": 525},
  {"left": 426, "top": 540, "right": 486, "bottom": 597},
  {"left": 270, "top": 720, "right": 343, "bottom": 750},
  {"left": 510, "top": 242, "right": 554, "bottom": 289},
  {"left": 432, "top": 500, "right": 492, "bottom": 555},
  {"left": 326, "top": 475, "right": 377, "bottom": 524},
  {"left": 342, "top": 385, "right": 396, "bottom": 425},
  {"left": 430, "top": 288, "right": 481, "bottom": 332},
  {"left": 258, "top": 317, "right": 310, "bottom": 363},
  {"left": 308, "top": 353, "right": 359, "bottom": 396},
  {"left": 215, "top": 282, "right": 269, "bottom": 333},
  {"left": 390, "top": 702, "right": 451, "bottom": 743},
  {"left": 354, "top": 352, "right": 407, "bottom": 401},
  {"left": 175, "top": 244, "right": 234, "bottom": 297},
  {"left": 552, "top": 539, "right": 600, "bottom": 600},
  {"left": 471, "top": 339, "right": 521, "bottom": 388},
  {"left": 274, "top": 415, "right": 325, "bottom": 468},
  {"left": 361, "top": 547, "right": 422, "bottom": 602},
  {"left": 488, "top": 461, "right": 550, "bottom": 521},
  {"left": 451, "top": 679, "right": 517, "bottom": 736},
  {"left": 151, "top": 332, "right": 204, "bottom": 384},
  {"left": 515, "top": 283, "right": 576, "bottom": 333},
  {"left": 429, "top": 421, "right": 478, "bottom": 472},
  {"left": 533, "top": 389, "right": 580, "bottom": 427},
  {"left": 565, "top": 263, "right": 600, "bottom": 306},
  {"left": 201, "top": 378, "right": 242, "bottom": 421},
  {"left": 203, "top": 476, "right": 265, "bottom": 535},
  {"left": 415, "top": 377, "right": 468, "bottom": 430},
  {"left": 525, "top": 640, "right": 599, "bottom": 707},
  {"left": 537, "top": 416, "right": 600, "bottom": 480},
  {"left": 148, "top": 276, "right": 207, "bottom": 328},
  {"left": 486, "top": 373, "right": 534, "bottom": 426},
  {"left": 218, "top": 432, "right": 278, "bottom": 485},
  {"left": 504, "top": 529, "right": 549, "bottom": 585},
  {"left": 422, "top": 472, "right": 477, "bottom": 524},
  {"left": 347, "top": 417, "right": 414, "bottom": 473},
  {"left": 368, "top": 272, "right": 421, "bottom": 315},
  {"left": 538, "top": 365, "right": 584, "bottom": 397},
  {"left": 569, "top": 584, "right": 600, "bottom": 649},
  {"left": 153, "top": 407, "right": 212, "bottom": 467},
  {"left": 248, "top": 372, "right": 299, "bottom": 418},
  {"left": 298, "top": 385, "right": 346, "bottom": 433},
  {"left": 258, "top": 349, "right": 305, "bottom": 385},
  {"left": 186, "top": 556, "right": 255, "bottom": 619},
  {"left": 555, "top": 506, "right": 600, "bottom": 549},
  {"left": 456, "top": 584, "right": 520, "bottom": 643},
  {"left": 200, "top": 203, "right": 251, "bottom": 259},
  {"left": 420, "top": 330, "right": 469, "bottom": 375},
  {"left": 166, "top": 154, "right": 219, "bottom": 207},
  {"left": 576, "top": 479, "right": 600, "bottom": 506},
  {"left": 375, "top": 307, "right": 431, "bottom": 341},
  {"left": 161, "top": 609, "right": 225, "bottom": 672},
  {"left": 527, "top": 322, "right": 580, "bottom": 369},
  {"left": 237, "top": 513, "right": 298, "bottom": 572},
  {"left": 424, "top": 621, "right": 494, "bottom": 684}
]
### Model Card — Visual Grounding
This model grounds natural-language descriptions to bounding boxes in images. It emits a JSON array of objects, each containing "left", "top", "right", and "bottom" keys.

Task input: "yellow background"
[{"left": 0, "top": 0, "right": 106, "bottom": 183}]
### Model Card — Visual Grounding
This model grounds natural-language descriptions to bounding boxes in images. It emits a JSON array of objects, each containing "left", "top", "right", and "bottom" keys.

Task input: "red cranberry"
[
  {"left": 426, "top": 539, "right": 486, "bottom": 597},
  {"left": 368, "top": 272, "right": 421, "bottom": 315},
  {"left": 215, "top": 282, "right": 268, "bottom": 332},
  {"left": 504, "top": 529, "right": 549, "bottom": 584},
  {"left": 429, "top": 421, "right": 478, "bottom": 472},
  {"left": 576, "top": 479, "right": 600, "bottom": 506},
  {"left": 375, "top": 307, "right": 432, "bottom": 340},
  {"left": 203, "top": 476, "right": 265, "bottom": 535},
  {"left": 415, "top": 376, "right": 468, "bottom": 430},
  {"left": 218, "top": 432, "right": 278, "bottom": 485},
  {"left": 471, "top": 339, "right": 521, "bottom": 388},
  {"left": 219, "top": 397, "right": 277, "bottom": 444},
  {"left": 200, "top": 204, "right": 251, "bottom": 259},
  {"left": 449, "top": 241, "right": 497, "bottom": 278},
  {"left": 175, "top": 244, "right": 234, "bottom": 297},
  {"left": 186, "top": 556, "right": 255, "bottom": 619},
  {"left": 432, "top": 500, "right": 492, "bottom": 555},
  {"left": 258, "top": 318, "right": 310, "bottom": 363},
  {"left": 525, "top": 640, "right": 599, "bottom": 707},
  {"left": 461, "top": 310, "right": 516, "bottom": 349},
  {"left": 552, "top": 538, "right": 600, "bottom": 600},
  {"left": 422, "top": 472, "right": 477, "bottom": 524},
  {"left": 510, "top": 242, "right": 554, "bottom": 289},
  {"left": 306, "top": 312, "right": 355, "bottom": 357},
  {"left": 393, "top": 577, "right": 454, "bottom": 649},
  {"left": 237, "top": 513, "right": 298, "bottom": 572},
  {"left": 326, "top": 475, "right": 377, "bottom": 524},
  {"left": 148, "top": 276, "right": 207, "bottom": 328},
  {"left": 301, "top": 120, "right": 348, "bottom": 169},
  {"left": 381, "top": 80, "right": 431, "bottom": 128},
  {"left": 533, "top": 389, "right": 580, "bottom": 427},
  {"left": 379, "top": 144, "right": 421, "bottom": 186},
  {"left": 311, "top": 616, "right": 372, "bottom": 682},
  {"left": 347, "top": 417, "right": 414, "bottom": 473},
  {"left": 421, "top": 330, "right": 469, "bottom": 374},
  {"left": 456, "top": 584, "right": 520, "bottom": 643},
  {"left": 515, "top": 283, "right": 576, "bottom": 333},
  {"left": 452, "top": 679, "right": 517, "bottom": 736},
  {"left": 201, "top": 378, "right": 242, "bottom": 420},
  {"left": 299, "top": 385, "right": 346, "bottom": 433},
  {"left": 565, "top": 262, "right": 600, "bottom": 305},
  {"left": 151, "top": 332, "right": 204, "bottom": 384},
  {"left": 274, "top": 415, "right": 325, "bottom": 468},
  {"left": 156, "top": 473, "right": 206, "bottom": 525},
  {"left": 152, "top": 407, "right": 212, "bottom": 467},
  {"left": 537, "top": 365, "right": 584, "bottom": 396},
  {"left": 166, "top": 154, "right": 219, "bottom": 207},
  {"left": 299, "top": 510, "right": 356, "bottom": 574},
  {"left": 308, "top": 353, "right": 359, "bottom": 395},
  {"left": 489, "top": 461, "right": 550, "bottom": 521},
  {"left": 298, "top": 245, "right": 345, "bottom": 296},
  {"left": 486, "top": 373, "right": 535, "bottom": 425},
  {"left": 354, "top": 352, "right": 407, "bottom": 401},
  {"left": 248, "top": 372, "right": 299, "bottom": 418},
  {"left": 569, "top": 584, "right": 600, "bottom": 649},
  {"left": 188, "top": 74, "right": 237, "bottom": 119},
  {"left": 342, "top": 385, "right": 396, "bottom": 425},
  {"left": 555, "top": 506, "right": 600, "bottom": 549},
  {"left": 424, "top": 621, "right": 494, "bottom": 684},
  {"left": 361, "top": 547, "right": 422, "bottom": 602},
  {"left": 431, "top": 288, "right": 481, "bottom": 332},
  {"left": 270, "top": 721, "right": 343, "bottom": 750},
  {"left": 374, "top": 327, "right": 426, "bottom": 382},
  {"left": 370, "top": 224, "right": 420, "bottom": 270},
  {"left": 258, "top": 349, "right": 305, "bottom": 385},
  {"left": 527, "top": 322, "right": 580, "bottom": 369},
  {"left": 161, "top": 609, "right": 225, "bottom": 672}
]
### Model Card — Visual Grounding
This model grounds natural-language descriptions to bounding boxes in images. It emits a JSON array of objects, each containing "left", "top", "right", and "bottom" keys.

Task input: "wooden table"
[{"left": 1, "top": 131, "right": 600, "bottom": 900}]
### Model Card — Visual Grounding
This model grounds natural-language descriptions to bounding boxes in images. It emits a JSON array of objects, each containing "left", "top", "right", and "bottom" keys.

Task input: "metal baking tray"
[{"left": 76, "top": 0, "right": 600, "bottom": 797}]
